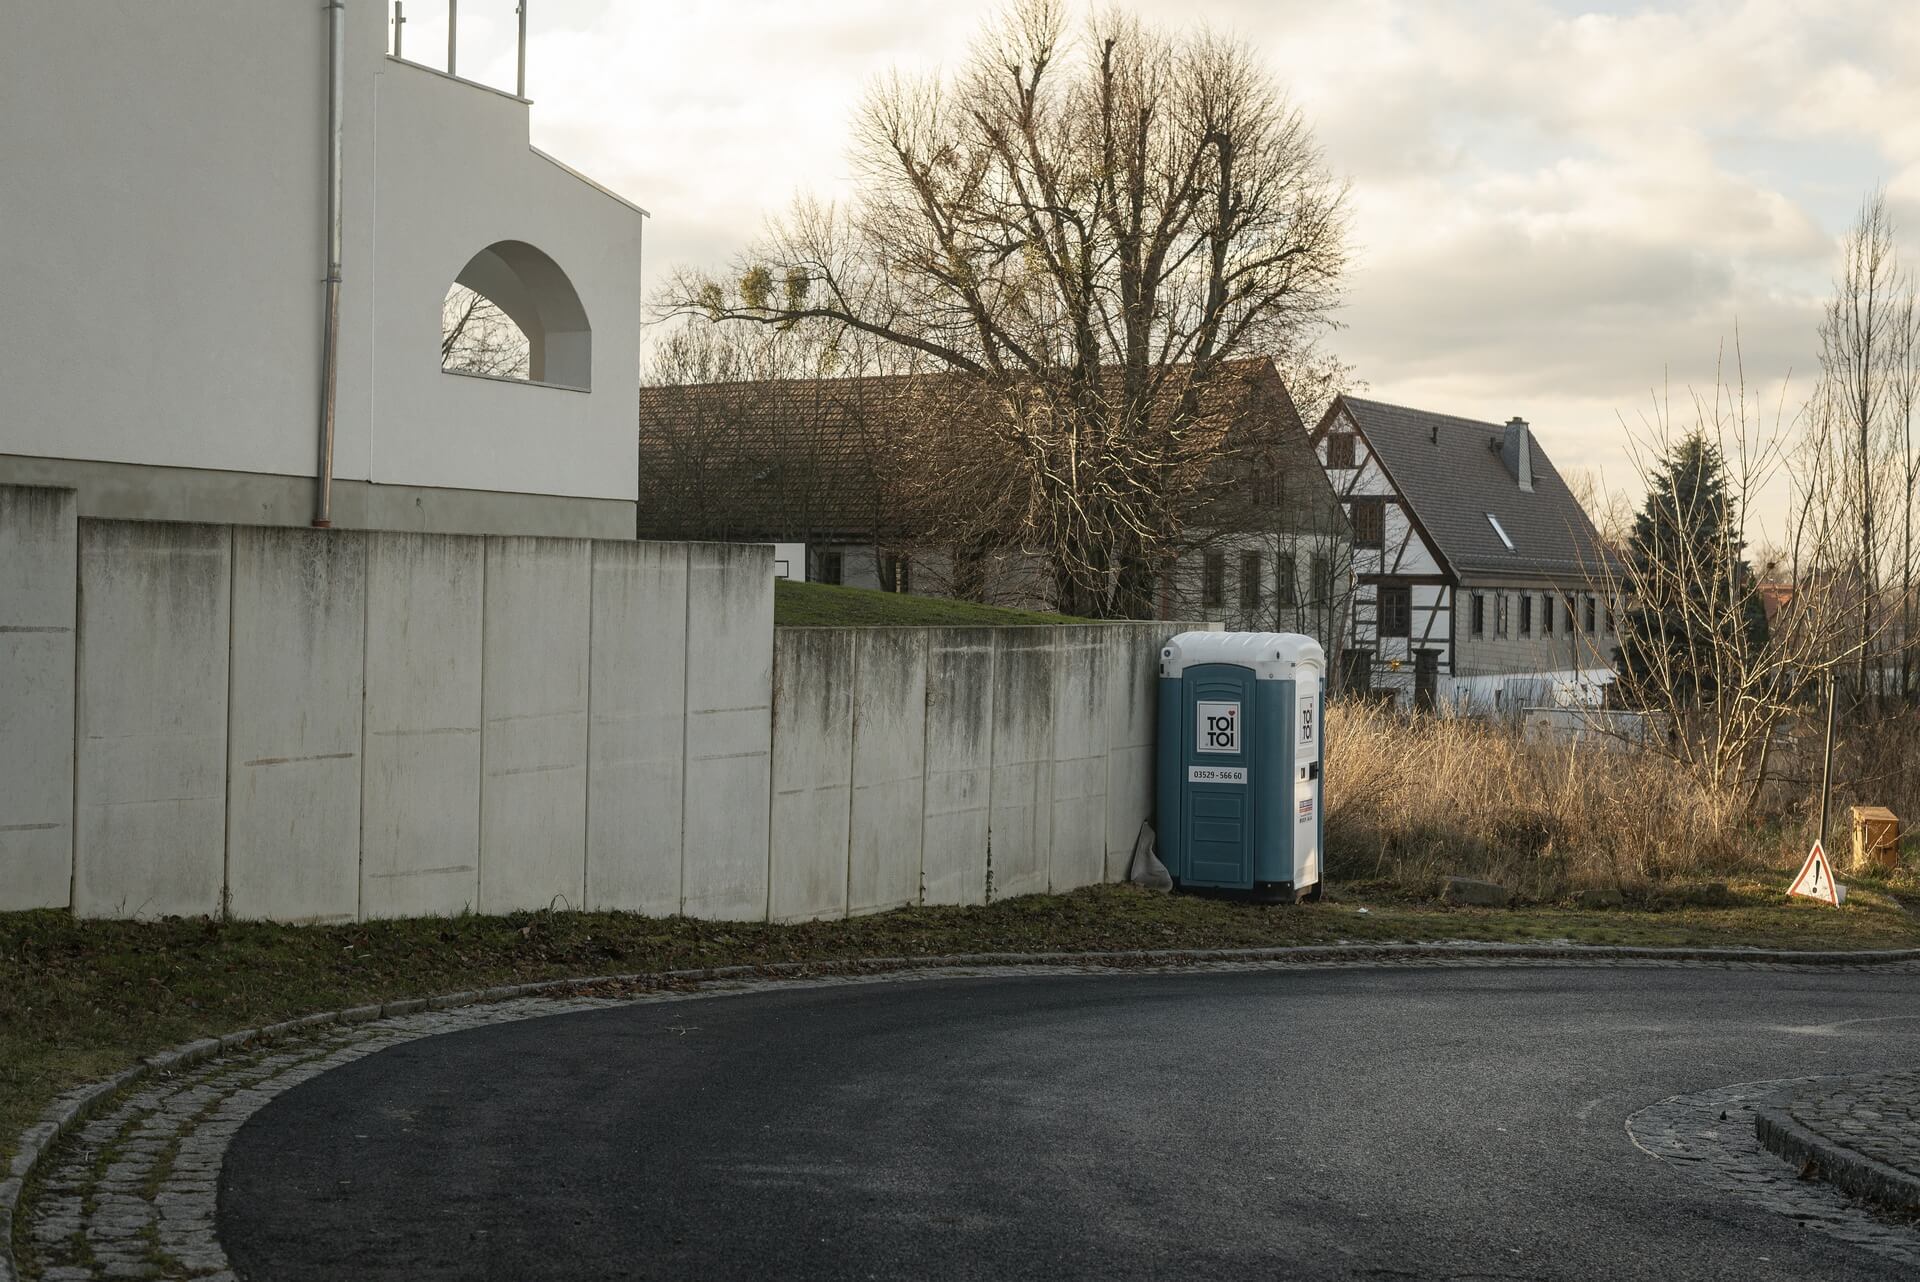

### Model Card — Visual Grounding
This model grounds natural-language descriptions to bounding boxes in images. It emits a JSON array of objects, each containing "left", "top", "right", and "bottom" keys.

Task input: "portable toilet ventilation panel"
[{"left": 1156, "top": 632, "right": 1324, "bottom": 901}]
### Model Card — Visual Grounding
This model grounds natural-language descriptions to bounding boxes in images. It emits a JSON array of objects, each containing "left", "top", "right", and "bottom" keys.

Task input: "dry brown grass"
[{"left": 1323, "top": 701, "right": 1822, "bottom": 899}]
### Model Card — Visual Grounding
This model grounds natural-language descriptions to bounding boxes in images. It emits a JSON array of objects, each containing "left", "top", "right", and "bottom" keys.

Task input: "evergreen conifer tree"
[{"left": 1616, "top": 433, "right": 1769, "bottom": 703}]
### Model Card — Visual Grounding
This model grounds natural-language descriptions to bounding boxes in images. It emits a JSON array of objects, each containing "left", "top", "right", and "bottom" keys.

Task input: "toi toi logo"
[{"left": 1206, "top": 709, "right": 1236, "bottom": 748}]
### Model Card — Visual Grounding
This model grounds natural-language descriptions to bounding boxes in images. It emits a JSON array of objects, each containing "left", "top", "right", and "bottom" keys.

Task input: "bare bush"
[{"left": 1325, "top": 701, "right": 1812, "bottom": 899}]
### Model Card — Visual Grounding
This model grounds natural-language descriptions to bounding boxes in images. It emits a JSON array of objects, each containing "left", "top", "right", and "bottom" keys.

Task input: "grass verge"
[
  {"left": 6, "top": 881, "right": 1918, "bottom": 1168},
  {"left": 773, "top": 579, "right": 1087, "bottom": 626}
]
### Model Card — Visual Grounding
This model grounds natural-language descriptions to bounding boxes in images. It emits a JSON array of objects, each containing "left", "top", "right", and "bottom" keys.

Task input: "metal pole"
[
  {"left": 516, "top": 1, "right": 527, "bottom": 97},
  {"left": 1817, "top": 666, "right": 1838, "bottom": 845},
  {"left": 446, "top": 0, "right": 456, "bottom": 75},
  {"left": 314, "top": 0, "right": 346, "bottom": 528},
  {"left": 392, "top": 1, "right": 404, "bottom": 58}
]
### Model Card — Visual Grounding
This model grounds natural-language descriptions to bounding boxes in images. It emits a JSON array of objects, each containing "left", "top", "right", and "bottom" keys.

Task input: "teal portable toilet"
[{"left": 1155, "top": 632, "right": 1324, "bottom": 902}]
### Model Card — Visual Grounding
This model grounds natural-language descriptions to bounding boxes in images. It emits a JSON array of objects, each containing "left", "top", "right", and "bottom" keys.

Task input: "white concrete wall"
[
  {"left": 585, "top": 542, "right": 688, "bottom": 914},
  {"left": 848, "top": 630, "right": 928, "bottom": 914},
  {"left": 0, "top": 488, "right": 77, "bottom": 910},
  {"left": 361, "top": 534, "right": 485, "bottom": 919},
  {"left": 680, "top": 544, "right": 776, "bottom": 920},
  {"left": 480, "top": 538, "right": 591, "bottom": 913},
  {"left": 1048, "top": 628, "right": 1109, "bottom": 894},
  {"left": 19, "top": 491, "right": 1197, "bottom": 924},
  {"left": 769, "top": 631, "right": 856, "bottom": 923},
  {"left": 73, "top": 523, "right": 231, "bottom": 919},
  {"left": 987, "top": 631, "right": 1055, "bottom": 901},
  {"left": 225, "top": 529, "right": 366, "bottom": 923},
  {"left": 1103, "top": 625, "right": 1161, "bottom": 882},
  {"left": 920, "top": 630, "right": 997, "bottom": 907}
]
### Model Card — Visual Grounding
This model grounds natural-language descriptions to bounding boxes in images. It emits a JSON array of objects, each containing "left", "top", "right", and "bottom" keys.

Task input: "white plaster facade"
[{"left": 0, "top": 3, "right": 645, "bottom": 538}]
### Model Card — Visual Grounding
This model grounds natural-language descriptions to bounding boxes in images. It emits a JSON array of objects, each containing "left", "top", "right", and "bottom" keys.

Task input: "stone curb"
[
  {"left": 1754, "top": 1088, "right": 1920, "bottom": 1216},
  {"left": 6, "top": 937, "right": 1920, "bottom": 1282}
]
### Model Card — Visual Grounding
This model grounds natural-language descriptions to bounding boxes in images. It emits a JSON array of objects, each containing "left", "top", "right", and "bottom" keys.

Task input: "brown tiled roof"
[{"left": 635, "top": 359, "right": 1342, "bottom": 544}]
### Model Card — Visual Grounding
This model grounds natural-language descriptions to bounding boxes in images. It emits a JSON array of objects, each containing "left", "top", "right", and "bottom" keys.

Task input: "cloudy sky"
[{"left": 424, "top": 0, "right": 1920, "bottom": 537}]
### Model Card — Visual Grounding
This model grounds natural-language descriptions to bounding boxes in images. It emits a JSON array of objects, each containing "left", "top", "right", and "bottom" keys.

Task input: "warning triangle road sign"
[{"left": 1788, "top": 840, "right": 1846, "bottom": 907}]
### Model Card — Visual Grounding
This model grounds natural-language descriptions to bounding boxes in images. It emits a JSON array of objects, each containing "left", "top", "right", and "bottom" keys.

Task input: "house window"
[
  {"left": 1486, "top": 512, "right": 1516, "bottom": 551},
  {"left": 1343, "top": 648, "right": 1373, "bottom": 695},
  {"left": 1326, "top": 432, "right": 1356, "bottom": 469},
  {"left": 878, "top": 553, "right": 912, "bottom": 594},
  {"left": 1312, "top": 553, "right": 1334, "bottom": 607},
  {"left": 1378, "top": 582, "right": 1411, "bottom": 638},
  {"left": 1470, "top": 592, "right": 1485, "bottom": 638},
  {"left": 1239, "top": 552, "right": 1262, "bottom": 612},
  {"left": 1495, "top": 591, "right": 1509, "bottom": 638},
  {"left": 1541, "top": 592, "right": 1553, "bottom": 636},
  {"left": 1276, "top": 552, "right": 1299, "bottom": 607},
  {"left": 1519, "top": 593, "right": 1533, "bottom": 637},
  {"left": 817, "top": 550, "right": 844, "bottom": 585},
  {"left": 1584, "top": 594, "right": 1598, "bottom": 634},
  {"left": 1202, "top": 552, "right": 1225, "bottom": 608},
  {"left": 1350, "top": 497, "right": 1385, "bottom": 549}
]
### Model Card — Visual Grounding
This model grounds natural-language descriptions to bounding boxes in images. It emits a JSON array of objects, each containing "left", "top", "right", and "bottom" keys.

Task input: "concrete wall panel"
[
  {"left": 681, "top": 543, "right": 774, "bottom": 919},
  {"left": 225, "top": 528, "right": 366, "bottom": 923},
  {"left": 73, "top": 521, "right": 230, "bottom": 918},
  {"left": 480, "top": 538, "right": 591, "bottom": 913},
  {"left": 848, "top": 629, "right": 927, "bottom": 914},
  {"left": 586, "top": 541, "right": 688, "bottom": 913},
  {"left": 1048, "top": 627, "right": 1109, "bottom": 893},
  {"left": 0, "top": 486, "right": 77, "bottom": 909},
  {"left": 987, "top": 631, "right": 1054, "bottom": 900},
  {"left": 769, "top": 630, "right": 855, "bottom": 922},
  {"left": 921, "top": 630, "right": 995, "bottom": 907},
  {"left": 361, "top": 533, "right": 484, "bottom": 918},
  {"left": 1105, "top": 624, "right": 1164, "bottom": 881}
]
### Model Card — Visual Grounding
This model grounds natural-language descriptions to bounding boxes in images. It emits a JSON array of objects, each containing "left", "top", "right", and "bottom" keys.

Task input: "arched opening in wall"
[{"left": 440, "top": 241, "right": 591, "bottom": 390}]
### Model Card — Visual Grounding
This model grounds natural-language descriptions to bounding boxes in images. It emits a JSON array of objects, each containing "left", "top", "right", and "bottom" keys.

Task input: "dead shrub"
[{"left": 1322, "top": 700, "right": 1798, "bottom": 900}]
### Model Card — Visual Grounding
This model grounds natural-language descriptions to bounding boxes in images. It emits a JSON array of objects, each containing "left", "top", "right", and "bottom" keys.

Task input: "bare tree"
[
  {"left": 661, "top": 0, "right": 1348, "bottom": 617},
  {"left": 1600, "top": 353, "right": 1853, "bottom": 802},
  {"left": 1812, "top": 190, "right": 1915, "bottom": 704},
  {"left": 442, "top": 284, "right": 530, "bottom": 380}
]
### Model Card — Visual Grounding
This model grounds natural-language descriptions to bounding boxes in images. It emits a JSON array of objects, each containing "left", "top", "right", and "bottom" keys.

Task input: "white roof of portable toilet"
[{"left": 1160, "top": 631, "right": 1325, "bottom": 680}]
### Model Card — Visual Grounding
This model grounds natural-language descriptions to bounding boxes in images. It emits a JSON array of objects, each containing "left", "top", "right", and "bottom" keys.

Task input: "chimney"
[{"left": 1501, "top": 417, "right": 1533, "bottom": 492}]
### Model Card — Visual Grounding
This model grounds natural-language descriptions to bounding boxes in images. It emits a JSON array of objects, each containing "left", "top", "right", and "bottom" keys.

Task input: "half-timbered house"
[{"left": 1310, "top": 397, "right": 1617, "bottom": 712}]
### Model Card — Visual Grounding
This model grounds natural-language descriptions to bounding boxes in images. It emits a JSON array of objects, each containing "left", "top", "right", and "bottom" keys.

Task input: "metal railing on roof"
[{"left": 391, "top": 1, "right": 529, "bottom": 98}]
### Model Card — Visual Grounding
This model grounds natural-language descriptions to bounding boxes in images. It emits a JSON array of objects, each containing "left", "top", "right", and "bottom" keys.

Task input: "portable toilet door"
[{"left": 1183, "top": 661, "right": 1258, "bottom": 887}]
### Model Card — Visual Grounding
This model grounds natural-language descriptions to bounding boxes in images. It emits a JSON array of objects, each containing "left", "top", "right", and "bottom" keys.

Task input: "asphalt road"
[{"left": 218, "top": 966, "right": 1920, "bottom": 1281}]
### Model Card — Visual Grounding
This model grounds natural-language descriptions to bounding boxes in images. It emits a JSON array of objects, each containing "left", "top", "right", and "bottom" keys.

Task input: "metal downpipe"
[{"left": 314, "top": 0, "right": 346, "bottom": 528}]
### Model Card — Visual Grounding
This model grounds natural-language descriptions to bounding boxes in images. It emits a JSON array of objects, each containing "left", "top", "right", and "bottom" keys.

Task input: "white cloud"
[{"left": 486, "top": 0, "right": 1917, "bottom": 518}]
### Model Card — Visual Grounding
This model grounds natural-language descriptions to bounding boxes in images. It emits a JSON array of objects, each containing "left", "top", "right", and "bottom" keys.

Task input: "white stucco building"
[{"left": 0, "top": 2, "right": 646, "bottom": 538}]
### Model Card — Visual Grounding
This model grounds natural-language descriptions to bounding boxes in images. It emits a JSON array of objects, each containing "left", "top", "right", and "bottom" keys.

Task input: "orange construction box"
[{"left": 1850, "top": 806, "right": 1901, "bottom": 873}]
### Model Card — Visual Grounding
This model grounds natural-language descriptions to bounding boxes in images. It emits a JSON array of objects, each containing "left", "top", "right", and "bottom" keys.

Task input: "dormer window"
[
  {"left": 1326, "top": 432, "right": 1356, "bottom": 469},
  {"left": 1486, "top": 512, "right": 1515, "bottom": 551}
]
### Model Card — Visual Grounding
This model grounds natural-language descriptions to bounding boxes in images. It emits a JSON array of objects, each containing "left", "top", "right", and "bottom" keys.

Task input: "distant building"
[
  {"left": 637, "top": 359, "right": 1352, "bottom": 655},
  {"left": 1310, "top": 397, "right": 1617, "bottom": 711},
  {"left": 0, "top": 5, "right": 646, "bottom": 538}
]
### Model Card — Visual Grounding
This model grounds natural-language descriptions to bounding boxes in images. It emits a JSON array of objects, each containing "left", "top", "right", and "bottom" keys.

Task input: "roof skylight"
[{"left": 1486, "top": 512, "right": 1516, "bottom": 551}]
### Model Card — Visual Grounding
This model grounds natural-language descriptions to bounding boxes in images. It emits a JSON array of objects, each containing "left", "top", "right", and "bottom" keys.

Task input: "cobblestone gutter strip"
[
  {"left": 6, "top": 940, "right": 1920, "bottom": 1282},
  {"left": 1754, "top": 1072, "right": 1920, "bottom": 1217},
  {"left": 1629, "top": 1080, "right": 1920, "bottom": 1267}
]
